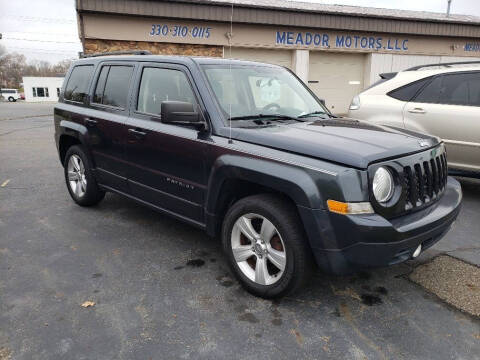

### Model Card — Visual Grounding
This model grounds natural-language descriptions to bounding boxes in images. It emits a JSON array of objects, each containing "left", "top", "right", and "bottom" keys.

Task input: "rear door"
[
  {"left": 85, "top": 62, "right": 135, "bottom": 191},
  {"left": 403, "top": 71, "right": 480, "bottom": 171},
  {"left": 124, "top": 63, "right": 207, "bottom": 224}
]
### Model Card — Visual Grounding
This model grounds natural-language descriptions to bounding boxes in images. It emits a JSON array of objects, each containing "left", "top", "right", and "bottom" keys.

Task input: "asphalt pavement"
[{"left": 0, "top": 102, "right": 479, "bottom": 360}]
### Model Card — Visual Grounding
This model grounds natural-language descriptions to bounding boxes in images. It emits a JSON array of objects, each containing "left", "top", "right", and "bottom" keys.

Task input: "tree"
[
  {"left": 0, "top": 44, "right": 8, "bottom": 87},
  {"left": 0, "top": 47, "right": 74, "bottom": 88}
]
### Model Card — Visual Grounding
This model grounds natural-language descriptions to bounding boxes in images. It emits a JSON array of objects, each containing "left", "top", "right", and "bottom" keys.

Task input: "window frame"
[
  {"left": 411, "top": 70, "right": 480, "bottom": 107},
  {"left": 63, "top": 64, "right": 95, "bottom": 105},
  {"left": 89, "top": 61, "right": 136, "bottom": 113},
  {"left": 131, "top": 62, "right": 205, "bottom": 125}
]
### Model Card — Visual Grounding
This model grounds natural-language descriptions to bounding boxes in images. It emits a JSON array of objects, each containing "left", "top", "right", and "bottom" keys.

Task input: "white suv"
[
  {"left": 348, "top": 62, "right": 480, "bottom": 175},
  {"left": 0, "top": 88, "right": 21, "bottom": 102}
]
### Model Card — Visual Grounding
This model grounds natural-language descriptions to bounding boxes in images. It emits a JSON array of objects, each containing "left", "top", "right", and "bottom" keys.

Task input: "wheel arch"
[
  {"left": 204, "top": 155, "right": 325, "bottom": 238},
  {"left": 57, "top": 120, "right": 94, "bottom": 166}
]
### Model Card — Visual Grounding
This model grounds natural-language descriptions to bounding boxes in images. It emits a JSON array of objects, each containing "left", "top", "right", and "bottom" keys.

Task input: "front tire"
[
  {"left": 8, "top": 97, "right": 15, "bottom": 102},
  {"left": 222, "top": 194, "right": 313, "bottom": 298},
  {"left": 64, "top": 145, "right": 105, "bottom": 206}
]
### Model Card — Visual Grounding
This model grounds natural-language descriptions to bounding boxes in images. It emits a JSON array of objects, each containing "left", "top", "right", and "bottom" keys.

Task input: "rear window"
[
  {"left": 64, "top": 65, "right": 94, "bottom": 103},
  {"left": 387, "top": 77, "right": 432, "bottom": 102},
  {"left": 93, "top": 65, "right": 133, "bottom": 109}
]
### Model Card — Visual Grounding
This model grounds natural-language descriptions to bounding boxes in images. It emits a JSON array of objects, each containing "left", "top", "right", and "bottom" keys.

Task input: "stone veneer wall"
[{"left": 84, "top": 39, "right": 223, "bottom": 57}]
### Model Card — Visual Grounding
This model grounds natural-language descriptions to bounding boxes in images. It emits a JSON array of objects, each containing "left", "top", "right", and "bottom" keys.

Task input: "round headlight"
[{"left": 372, "top": 167, "right": 394, "bottom": 203}]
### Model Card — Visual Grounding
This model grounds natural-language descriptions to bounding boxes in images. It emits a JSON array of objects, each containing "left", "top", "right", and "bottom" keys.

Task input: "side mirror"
[
  {"left": 319, "top": 98, "right": 326, "bottom": 106},
  {"left": 161, "top": 101, "right": 203, "bottom": 127}
]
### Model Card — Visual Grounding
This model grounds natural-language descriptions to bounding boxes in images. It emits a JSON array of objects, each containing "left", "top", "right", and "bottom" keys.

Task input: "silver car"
[{"left": 348, "top": 62, "right": 480, "bottom": 176}]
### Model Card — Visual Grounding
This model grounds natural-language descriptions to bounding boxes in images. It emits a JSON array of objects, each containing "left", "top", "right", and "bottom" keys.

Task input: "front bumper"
[{"left": 305, "top": 177, "right": 462, "bottom": 275}]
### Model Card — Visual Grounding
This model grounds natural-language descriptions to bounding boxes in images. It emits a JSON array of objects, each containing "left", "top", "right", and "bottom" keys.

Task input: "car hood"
[{"left": 225, "top": 118, "right": 440, "bottom": 169}]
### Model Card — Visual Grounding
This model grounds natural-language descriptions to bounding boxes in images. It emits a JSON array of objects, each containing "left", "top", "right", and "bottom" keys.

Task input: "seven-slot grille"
[{"left": 403, "top": 151, "right": 448, "bottom": 210}]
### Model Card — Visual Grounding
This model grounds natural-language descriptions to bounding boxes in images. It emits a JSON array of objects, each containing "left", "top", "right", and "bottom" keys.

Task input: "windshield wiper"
[
  {"left": 297, "top": 111, "right": 331, "bottom": 119},
  {"left": 229, "top": 114, "right": 303, "bottom": 121}
]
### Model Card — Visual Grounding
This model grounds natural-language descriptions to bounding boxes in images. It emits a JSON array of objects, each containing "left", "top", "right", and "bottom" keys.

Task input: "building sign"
[
  {"left": 149, "top": 24, "right": 212, "bottom": 39},
  {"left": 276, "top": 31, "right": 408, "bottom": 51},
  {"left": 464, "top": 43, "right": 480, "bottom": 52}
]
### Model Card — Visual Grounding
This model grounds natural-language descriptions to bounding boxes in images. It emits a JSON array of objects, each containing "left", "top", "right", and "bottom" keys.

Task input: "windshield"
[{"left": 202, "top": 65, "right": 328, "bottom": 122}]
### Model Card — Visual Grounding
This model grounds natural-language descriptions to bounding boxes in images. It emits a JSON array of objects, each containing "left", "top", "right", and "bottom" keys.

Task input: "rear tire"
[
  {"left": 221, "top": 194, "right": 314, "bottom": 298},
  {"left": 8, "top": 97, "right": 15, "bottom": 102},
  {"left": 64, "top": 145, "right": 105, "bottom": 206}
]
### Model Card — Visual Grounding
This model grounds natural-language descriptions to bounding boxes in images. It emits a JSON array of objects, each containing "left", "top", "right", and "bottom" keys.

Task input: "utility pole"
[{"left": 447, "top": 0, "right": 452, "bottom": 17}]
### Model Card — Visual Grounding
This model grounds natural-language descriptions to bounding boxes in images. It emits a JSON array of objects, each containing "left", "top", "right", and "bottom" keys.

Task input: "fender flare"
[
  {"left": 204, "top": 154, "right": 330, "bottom": 240},
  {"left": 206, "top": 154, "right": 325, "bottom": 213},
  {"left": 57, "top": 120, "right": 95, "bottom": 166}
]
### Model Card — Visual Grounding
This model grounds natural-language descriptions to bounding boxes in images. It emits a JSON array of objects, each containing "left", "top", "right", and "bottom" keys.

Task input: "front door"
[
  {"left": 403, "top": 71, "right": 480, "bottom": 172},
  {"left": 124, "top": 63, "right": 208, "bottom": 224}
]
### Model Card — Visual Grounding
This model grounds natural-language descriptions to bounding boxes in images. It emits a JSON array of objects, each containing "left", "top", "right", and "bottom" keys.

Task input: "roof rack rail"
[
  {"left": 80, "top": 50, "right": 152, "bottom": 58},
  {"left": 406, "top": 60, "right": 480, "bottom": 71}
]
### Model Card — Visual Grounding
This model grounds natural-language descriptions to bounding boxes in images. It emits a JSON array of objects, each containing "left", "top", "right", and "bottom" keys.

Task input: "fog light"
[{"left": 412, "top": 244, "right": 422, "bottom": 258}]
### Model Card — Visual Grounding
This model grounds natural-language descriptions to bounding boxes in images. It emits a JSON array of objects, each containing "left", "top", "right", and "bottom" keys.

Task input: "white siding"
[
  {"left": 367, "top": 54, "right": 480, "bottom": 87},
  {"left": 228, "top": 48, "right": 293, "bottom": 69},
  {"left": 23, "top": 77, "right": 65, "bottom": 102},
  {"left": 309, "top": 52, "right": 366, "bottom": 114}
]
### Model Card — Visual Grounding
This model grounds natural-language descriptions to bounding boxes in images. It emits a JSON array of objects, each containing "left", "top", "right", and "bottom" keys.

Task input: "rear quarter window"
[
  {"left": 387, "top": 77, "right": 432, "bottom": 102},
  {"left": 64, "top": 65, "right": 94, "bottom": 103}
]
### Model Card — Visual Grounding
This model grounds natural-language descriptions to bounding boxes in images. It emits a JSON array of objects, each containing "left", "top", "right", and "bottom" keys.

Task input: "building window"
[
  {"left": 32, "top": 87, "right": 49, "bottom": 98},
  {"left": 57, "top": 88, "right": 60, "bottom": 97},
  {"left": 36, "top": 87, "right": 45, "bottom": 97}
]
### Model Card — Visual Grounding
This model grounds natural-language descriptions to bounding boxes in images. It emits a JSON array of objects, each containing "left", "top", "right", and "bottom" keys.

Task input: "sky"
[{"left": 0, "top": 0, "right": 479, "bottom": 64}]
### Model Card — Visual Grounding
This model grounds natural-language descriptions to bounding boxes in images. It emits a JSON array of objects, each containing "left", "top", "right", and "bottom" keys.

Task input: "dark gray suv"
[{"left": 54, "top": 52, "right": 462, "bottom": 298}]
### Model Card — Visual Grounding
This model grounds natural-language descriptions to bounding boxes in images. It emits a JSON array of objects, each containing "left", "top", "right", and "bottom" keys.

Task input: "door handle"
[
  {"left": 85, "top": 118, "right": 98, "bottom": 126},
  {"left": 408, "top": 108, "right": 426, "bottom": 114},
  {"left": 128, "top": 128, "right": 147, "bottom": 139}
]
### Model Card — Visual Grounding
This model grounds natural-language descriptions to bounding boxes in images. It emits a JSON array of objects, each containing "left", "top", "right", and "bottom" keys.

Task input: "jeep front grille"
[{"left": 403, "top": 152, "right": 448, "bottom": 210}]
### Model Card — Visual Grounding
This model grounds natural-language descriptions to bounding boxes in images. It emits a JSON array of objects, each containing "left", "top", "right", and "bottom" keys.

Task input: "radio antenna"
[{"left": 228, "top": 0, "right": 234, "bottom": 144}]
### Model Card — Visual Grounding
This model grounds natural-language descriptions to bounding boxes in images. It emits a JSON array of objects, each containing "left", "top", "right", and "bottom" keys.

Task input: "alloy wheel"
[
  {"left": 67, "top": 154, "right": 87, "bottom": 198},
  {"left": 231, "top": 213, "right": 286, "bottom": 286}
]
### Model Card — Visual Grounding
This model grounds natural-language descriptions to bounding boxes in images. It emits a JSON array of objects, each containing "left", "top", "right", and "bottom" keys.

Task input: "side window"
[
  {"left": 413, "top": 76, "right": 443, "bottom": 103},
  {"left": 387, "top": 77, "right": 431, "bottom": 102},
  {"left": 467, "top": 73, "right": 480, "bottom": 106},
  {"left": 137, "top": 67, "right": 196, "bottom": 116},
  {"left": 414, "top": 73, "right": 480, "bottom": 106},
  {"left": 93, "top": 66, "right": 110, "bottom": 104},
  {"left": 445, "top": 75, "right": 468, "bottom": 105},
  {"left": 102, "top": 66, "right": 133, "bottom": 108},
  {"left": 64, "top": 65, "right": 94, "bottom": 103}
]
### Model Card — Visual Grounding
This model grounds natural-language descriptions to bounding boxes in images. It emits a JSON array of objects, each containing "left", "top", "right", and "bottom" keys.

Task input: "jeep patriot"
[{"left": 54, "top": 52, "right": 462, "bottom": 298}]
